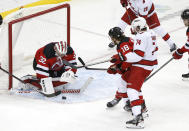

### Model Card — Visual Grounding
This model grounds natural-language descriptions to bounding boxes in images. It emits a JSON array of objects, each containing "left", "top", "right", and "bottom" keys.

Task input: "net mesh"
[{"left": 0, "top": 3, "right": 70, "bottom": 91}]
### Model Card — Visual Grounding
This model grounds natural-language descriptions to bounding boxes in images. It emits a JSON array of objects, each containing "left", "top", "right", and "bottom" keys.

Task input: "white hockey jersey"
[
  {"left": 127, "top": 0, "right": 154, "bottom": 17},
  {"left": 125, "top": 30, "right": 158, "bottom": 70}
]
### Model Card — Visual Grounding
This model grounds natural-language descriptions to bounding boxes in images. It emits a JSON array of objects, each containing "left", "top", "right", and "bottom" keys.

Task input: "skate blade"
[
  {"left": 143, "top": 112, "right": 149, "bottom": 119},
  {"left": 182, "top": 77, "right": 189, "bottom": 81},
  {"left": 126, "top": 123, "right": 144, "bottom": 129}
]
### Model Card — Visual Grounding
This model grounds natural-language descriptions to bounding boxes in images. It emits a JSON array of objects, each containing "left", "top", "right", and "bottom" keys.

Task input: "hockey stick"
[
  {"left": 78, "top": 57, "right": 108, "bottom": 71},
  {"left": 61, "top": 77, "right": 93, "bottom": 93},
  {"left": 77, "top": 58, "right": 110, "bottom": 68},
  {"left": 125, "top": 7, "right": 132, "bottom": 25},
  {"left": 17, "top": 77, "right": 94, "bottom": 94},
  {"left": 144, "top": 57, "right": 174, "bottom": 82},
  {"left": 0, "top": 66, "right": 61, "bottom": 97},
  {"left": 61, "top": 57, "right": 110, "bottom": 69}
]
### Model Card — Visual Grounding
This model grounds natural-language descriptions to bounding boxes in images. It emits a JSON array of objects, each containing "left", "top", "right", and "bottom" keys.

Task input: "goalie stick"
[
  {"left": 0, "top": 66, "right": 61, "bottom": 97},
  {"left": 61, "top": 77, "right": 93, "bottom": 93},
  {"left": 17, "top": 77, "right": 93, "bottom": 94}
]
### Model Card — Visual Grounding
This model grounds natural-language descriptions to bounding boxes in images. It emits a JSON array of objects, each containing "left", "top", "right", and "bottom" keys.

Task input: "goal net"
[{"left": 0, "top": 3, "right": 70, "bottom": 91}]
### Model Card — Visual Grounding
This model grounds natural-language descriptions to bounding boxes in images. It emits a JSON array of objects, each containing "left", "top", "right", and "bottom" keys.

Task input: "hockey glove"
[
  {"left": 172, "top": 48, "right": 183, "bottom": 59},
  {"left": 114, "top": 63, "right": 125, "bottom": 74},
  {"left": 60, "top": 70, "right": 76, "bottom": 83},
  {"left": 121, "top": 62, "right": 132, "bottom": 70},
  {"left": 120, "top": 0, "right": 128, "bottom": 7},
  {"left": 107, "top": 64, "right": 117, "bottom": 74},
  {"left": 110, "top": 54, "right": 121, "bottom": 64},
  {"left": 115, "top": 62, "right": 131, "bottom": 74}
]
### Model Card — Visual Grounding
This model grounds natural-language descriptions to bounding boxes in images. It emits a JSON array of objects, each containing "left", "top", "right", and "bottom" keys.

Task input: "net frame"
[{"left": 8, "top": 3, "right": 70, "bottom": 90}]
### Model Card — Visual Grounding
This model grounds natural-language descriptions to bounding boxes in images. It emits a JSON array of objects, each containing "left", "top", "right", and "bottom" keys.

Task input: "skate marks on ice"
[{"left": 10, "top": 69, "right": 119, "bottom": 104}]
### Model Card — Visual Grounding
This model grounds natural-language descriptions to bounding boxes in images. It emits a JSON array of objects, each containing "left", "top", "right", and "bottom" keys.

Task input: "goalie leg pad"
[
  {"left": 40, "top": 77, "right": 55, "bottom": 95},
  {"left": 18, "top": 75, "right": 41, "bottom": 90}
]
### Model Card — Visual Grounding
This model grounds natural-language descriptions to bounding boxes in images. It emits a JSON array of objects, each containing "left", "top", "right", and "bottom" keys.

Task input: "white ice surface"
[{"left": 0, "top": 0, "right": 189, "bottom": 131}]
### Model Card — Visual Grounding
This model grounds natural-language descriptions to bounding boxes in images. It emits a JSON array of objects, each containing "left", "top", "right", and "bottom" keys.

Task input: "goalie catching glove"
[{"left": 60, "top": 70, "right": 76, "bottom": 83}]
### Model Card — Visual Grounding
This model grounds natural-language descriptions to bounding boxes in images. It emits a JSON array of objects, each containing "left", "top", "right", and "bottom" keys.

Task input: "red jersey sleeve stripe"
[
  {"left": 162, "top": 33, "right": 170, "bottom": 41},
  {"left": 134, "top": 50, "right": 145, "bottom": 57},
  {"left": 148, "top": 3, "right": 155, "bottom": 15}
]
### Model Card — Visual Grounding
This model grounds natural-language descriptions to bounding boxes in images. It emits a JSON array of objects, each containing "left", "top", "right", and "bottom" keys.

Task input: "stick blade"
[{"left": 78, "top": 57, "right": 86, "bottom": 66}]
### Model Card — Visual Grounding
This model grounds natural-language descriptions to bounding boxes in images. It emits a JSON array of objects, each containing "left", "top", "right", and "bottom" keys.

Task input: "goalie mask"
[
  {"left": 131, "top": 17, "right": 148, "bottom": 34},
  {"left": 55, "top": 41, "right": 68, "bottom": 56}
]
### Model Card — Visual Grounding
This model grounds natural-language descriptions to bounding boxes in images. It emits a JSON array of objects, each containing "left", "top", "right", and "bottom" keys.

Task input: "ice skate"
[
  {"left": 141, "top": 102, "right": 149, "bottom": 118},
  {"left": 123, "top": 100, "right": 131, "bottom": 112},
  {"left": 182, "top": 73, "right": 189, "bottom": 81},
  {"left": 126, "top": 114, "right": 144, "bottom": 129},
  {"left": 107, "top": 98, "right": 121, "bottom": 108}
]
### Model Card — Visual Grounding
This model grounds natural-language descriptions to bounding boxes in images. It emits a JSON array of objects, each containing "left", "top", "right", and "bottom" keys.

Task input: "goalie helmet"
[
  {"left": 181, "top": 9, "right": 189, "bottom": 20},
  {"left": 55, "top": 41, "right": 68, "bottom": 55},
  {"left": 131, "top": 17, "right": 147, "bottom": 34},
  {"left": 108, "top": 27, "right": 124, "bottom": 40}
]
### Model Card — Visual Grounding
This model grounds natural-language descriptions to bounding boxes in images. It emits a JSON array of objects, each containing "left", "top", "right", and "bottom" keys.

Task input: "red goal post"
[{"left": 7, "top": 3, "right": 70, "bottom": 90}]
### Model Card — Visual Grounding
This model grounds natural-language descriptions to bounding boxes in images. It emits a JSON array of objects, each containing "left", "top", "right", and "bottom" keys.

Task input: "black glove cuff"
[{"left": 176, "top": 49, "right": 183, "bottom": 56}]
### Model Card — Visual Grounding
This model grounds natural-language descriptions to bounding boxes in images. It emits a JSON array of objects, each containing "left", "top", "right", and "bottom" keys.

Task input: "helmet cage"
[{"left": 55, "top": 41, "right": 68, "bottom": 56}]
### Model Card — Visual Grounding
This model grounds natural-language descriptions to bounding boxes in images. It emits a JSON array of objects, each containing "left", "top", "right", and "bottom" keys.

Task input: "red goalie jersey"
[{"left": 33, "top": 42, "right": 77, "bottom": 79}]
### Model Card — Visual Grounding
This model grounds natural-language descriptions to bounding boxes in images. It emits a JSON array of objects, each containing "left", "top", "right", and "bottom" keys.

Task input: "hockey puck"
[{"left": 62, "top": 96, "right": 67, "bottom": 100}]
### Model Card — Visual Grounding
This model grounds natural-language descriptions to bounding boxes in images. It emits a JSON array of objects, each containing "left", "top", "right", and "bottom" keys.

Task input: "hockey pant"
[
  {"left": 120, "top": 8, "right": 160, "bottom": 30},
  {"left": 122, "top": 66, "right": 151, "bottom": 116}
]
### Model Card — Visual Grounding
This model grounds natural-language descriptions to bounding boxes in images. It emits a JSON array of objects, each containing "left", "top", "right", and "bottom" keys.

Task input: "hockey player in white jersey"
[
  {"left": 109, "top": 0, "right": 176, "bottom": 52},
  {"left": 122, "top": 17, "right": 158, "bottom": 128}
]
